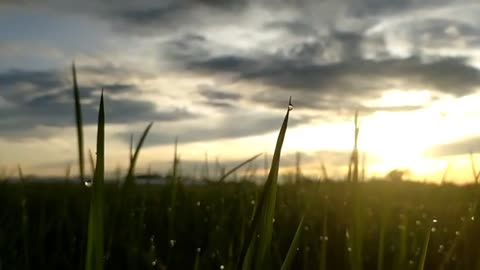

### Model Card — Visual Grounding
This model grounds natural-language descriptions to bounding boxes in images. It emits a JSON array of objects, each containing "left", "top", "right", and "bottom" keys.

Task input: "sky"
[{"left": 2, "top": 0, "right": 480, "bottom": 182}]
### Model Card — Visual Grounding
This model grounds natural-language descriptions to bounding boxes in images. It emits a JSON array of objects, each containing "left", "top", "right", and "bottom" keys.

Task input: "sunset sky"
[{"left": 2, "top": 0, "right": 480, "bottom": 182}]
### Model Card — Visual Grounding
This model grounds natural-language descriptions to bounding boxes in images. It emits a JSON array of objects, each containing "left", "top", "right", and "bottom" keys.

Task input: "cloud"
[
  {"left": 424, "top": 136, "right": 480, "bottom": 157},
  {"left": 0, "top": 68, "right": 197, "bottom": 140},
  {"left": 116, "top": 110, "right": 311, "bottom": 146},
  {"left": 198, "top": 84, "right": 242, "bottom": 101},
  {"left": 186, "top": 52, "right": 480, "bottom": 109}
]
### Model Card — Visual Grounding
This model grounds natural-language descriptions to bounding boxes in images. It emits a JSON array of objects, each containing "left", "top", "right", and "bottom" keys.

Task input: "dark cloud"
[
  {"left": 348, "top": 0, "right": 411, "bottom": 17},
  {"left": 198, "top": 84, "right": 241, "bottom": 101},
  {"left": 263, "top": 20, "right": 319, "bottom": 37},
  {"left": 424, "top": 136, "right": 480, "bottom": 157},
  {"left": 403, "top": 18, "right": 480, "bottom": 51},
  {"left": 0, "top": 68, "right": 197, "bottom": 140},
  {"left": 196, "top": 84, "right": 242, "bottom": 110},
  {"left": 116, "top": 111, "right": 311, "bottom": 146},
  {"left": 187, "top": 54, "right": 480, "bottom": 109},
  {"left": 201, "top": 100, "right": 236, "bottom": 109}
]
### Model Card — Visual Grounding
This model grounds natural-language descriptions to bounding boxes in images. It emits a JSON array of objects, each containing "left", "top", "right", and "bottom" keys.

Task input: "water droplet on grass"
[
  {"left": 169, "top": 239, "right": 176, "bottom": 247},
  {"left": 288, "top": 97, "right": 294, "bottom": 111},
  {"left": 84, "top": 180, "right": 92, "bottom": 187},
  {"left": 220, "top": 265, "right": 224, "bottom": 269}
]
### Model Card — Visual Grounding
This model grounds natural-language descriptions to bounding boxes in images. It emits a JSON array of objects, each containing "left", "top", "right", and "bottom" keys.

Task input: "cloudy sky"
[{"left": 2, "top": 0, "right": 480, "bottom": 182}]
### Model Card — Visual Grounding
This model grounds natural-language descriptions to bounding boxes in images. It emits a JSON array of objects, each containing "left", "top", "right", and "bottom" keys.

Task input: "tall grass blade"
[
  {"left": 18, "top": 165, "right": 29, "bottom": 269},
  {"left": 218, "top": 153, "right": 262, "bottom": 182},
  {"left": 280, "top": 216, "right": 304, "bottom": 270},
  {"left": 65, "top": 163, "right": 71, "bottom": 181},
  {"left": 470, "top": 151, "right": 477, "bottom": 185},
  {"left": 168, "top": 137, "right": 180, "bottom": 253},
  {"left": 125, "top": 122, "right": 153, "bottom": 185},
  {"left": 236, "top": 97, "right": 292, "bottom": 270},
  {"left": 417, "top": 228, "right": 431, "bottom": 270},
  {"left": 85, "top": 91, "right": 105, "bottom": 270},
  {"left": 72, "top": 63, "right": 85, "bottom": 184},
  {"left": 193, "top": 249, "right": 201, "bottom": 270},
  {"left": 376, "top": 208, "right": 387, "bottom": 270},
  {"left": 395, "top": 214, "right": 408, "bottom": 270},
  {"left": 319, "top": 212, "right": 328, "bottom": 270},
  {"left": 88, "top": 149, "right": 96, "bottom": 177}
]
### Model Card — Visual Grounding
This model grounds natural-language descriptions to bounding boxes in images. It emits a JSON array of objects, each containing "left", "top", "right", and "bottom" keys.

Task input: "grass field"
[
  {"left": 1, "top": 66, "right": 480, "bottom": 270},
  {"left": 1, "top": 179, "right": 480, "bottom": 270}
]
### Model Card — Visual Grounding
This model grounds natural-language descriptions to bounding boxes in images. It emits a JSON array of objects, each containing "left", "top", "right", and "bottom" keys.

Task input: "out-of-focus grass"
[
  {"left": 1, "top": 180, "right": 479, "bottom": 269},
  {"left": 72, "top": 63, "right": 85, "bottom": 184}
]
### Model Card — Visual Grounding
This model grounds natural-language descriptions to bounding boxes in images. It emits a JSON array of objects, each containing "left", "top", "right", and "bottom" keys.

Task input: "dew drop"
[
  {"left": 455, "top": 231, "right": 460, "bottom": 236},
  {"left": 169, "top": 239, "right": 176, "bottom": 247},
  {"left": 250, "top": 200, "right": 255, "bottom": 205},
  {"left": 431, "top": 227, "right": 436, "bottom": 232},
  {"left": 197, "top": 247, "right": 201, "bottom": 253},
  {"left": 220, "top": 265, "right": 224, "bottom": 269},
  {"left": 433, "top": 218, "right": 438, "bottom": 223},
  {"left": 471, "top": 216, "right": 475, "bottom": 221},
  {"left": 288, "top": 97, "right": 294, "bottom": 111},
  {"left": 196, "top": 201, "right": 201, "bottom": 207},
  {"left": 152, "top": 259, "right": 157, "bottom": 266},
  {"left": 84, "top": 180, "right": 92, "bottom": 187}
]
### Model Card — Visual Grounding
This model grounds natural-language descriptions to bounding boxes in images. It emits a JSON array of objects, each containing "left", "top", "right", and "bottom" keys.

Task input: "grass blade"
[
  {"left": 319, "top": 212, "right": 328, "bottom": 270},
  {"left": 376, "top": 208, "right": 387, "bottom": 270},
  {"left": 280, "top": 216, "right": 304, "bottom": 270},
  {"left": 88, "top": 149, "right": 96, "bottom": 177},
  {"left": 125, "top": 122, "right": 153, "bottom": 185},
  {"left": 85, "top": 91, "right": 105, "bottom": 270},
  {"left": 218, "top": 153, "right": 262, "bottom": 182},
  {"left": 418, "top": 228, "right": 431, "bottom": 270},
  {"left": 72, "top": 63, "right": 85, "bottom": 184},
  {"left": 236, "top": 97, "right": 292, "bottom": 270},
  {"left": 193, "top": 249, "right": 201, "bottom": 270}
]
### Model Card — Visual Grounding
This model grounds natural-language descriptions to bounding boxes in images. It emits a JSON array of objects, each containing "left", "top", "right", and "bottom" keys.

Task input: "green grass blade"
[
  {"left": 319, "top": 214, "right": 328, "bottom": 270},
  {"left": 376, "top": 209, "right": 387, "bottom": 270},
  {"left": 236, "top": 98, "right": 292, "bottom": 270},
  {"left": 18, "top": 165, "right": 29, "bottom": 269},
  {"left": 193, "top": 249, "right": 201, "bottom": 270},
  {"left": 72, "top": 63, "right": 85, "bottom": 184},
  {"left": 125, "top": 122, "right": 153, "bottom": 185},
  {"left": 395, "top": 214, "right": 408, "bottom": 270},
  {"left": 418, "top": 228, "right": 431, "bottom": 270},
  {"left": 218, "top": 153, "right": 262, "bottom": 182},
  {"left": 65, "top": 163, "right": 71, "bottom": 181},
  {"left": 88, "top": 149, "right": 96, "bottom": 177},
  {"left": 280, "top": 216, "right": 304, "bottom": 270},
  {"left": 85, "top": 90, "right": 105, "bottom": 270}
]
